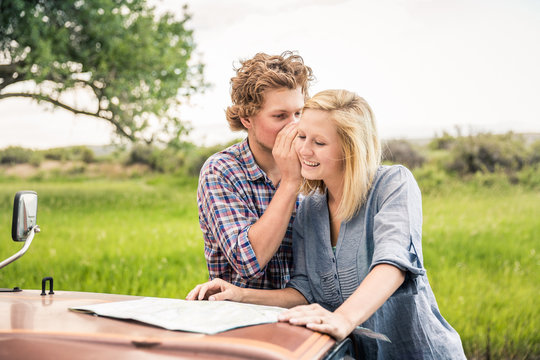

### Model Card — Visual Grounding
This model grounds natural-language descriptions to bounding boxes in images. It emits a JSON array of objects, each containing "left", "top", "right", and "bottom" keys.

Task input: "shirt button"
[
  {"left": 334, "top": 274, "right": 337, "bottom": 279},
  {"left": 332, "top": 258, "right": 335, "bottom": 263}
]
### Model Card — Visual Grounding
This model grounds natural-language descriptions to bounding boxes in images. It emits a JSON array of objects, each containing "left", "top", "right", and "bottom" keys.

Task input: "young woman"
[{"left": 188, "top": 89, "right": 466, "bottom": 359}]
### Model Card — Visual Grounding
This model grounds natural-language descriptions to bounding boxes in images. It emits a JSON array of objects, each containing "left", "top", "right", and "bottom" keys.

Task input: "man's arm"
[
  {"left": 246, "top": 180, "right": 299, "bottom": 269},
  {"left": 198, "top": 169, "right": 263, "bottom": 279},
  {"left": 199, "top": 124, "right": 301, "bottom": 280},
  {"left": 247, "top": 122, "right": 302, "bottom": 269},
  {"left": 186, "top": 278, "right": 309, "bottom": 309}
]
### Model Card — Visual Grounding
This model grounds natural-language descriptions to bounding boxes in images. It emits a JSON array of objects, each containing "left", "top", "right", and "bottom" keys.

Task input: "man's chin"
[{"left": 256, "top": 141, "right": 273, "bottom": 154}]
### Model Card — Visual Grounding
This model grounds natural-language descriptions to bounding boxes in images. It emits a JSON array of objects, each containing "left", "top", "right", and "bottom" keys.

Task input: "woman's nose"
[{"left": 299, "top": 141, "right": 312, "bottom": 156}]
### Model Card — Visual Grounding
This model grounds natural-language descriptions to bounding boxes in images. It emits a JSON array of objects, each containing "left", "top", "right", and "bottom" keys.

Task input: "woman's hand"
[
  {"left": 185, "top": 278, "right": 242, "bottom": 302},
  {"left": 278, "top": 303, "right": 355, "bottom": 341}
]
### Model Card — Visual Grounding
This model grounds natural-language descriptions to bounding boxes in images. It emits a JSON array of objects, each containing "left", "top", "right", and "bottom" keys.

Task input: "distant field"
[{"left": 0, "top": 175, "right": 538, "bottom": 359}]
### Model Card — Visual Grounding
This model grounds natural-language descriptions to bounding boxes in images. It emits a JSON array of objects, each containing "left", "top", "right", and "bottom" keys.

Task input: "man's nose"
[{"left": 287, "top": 113, "right": 300, "bottom": 124}]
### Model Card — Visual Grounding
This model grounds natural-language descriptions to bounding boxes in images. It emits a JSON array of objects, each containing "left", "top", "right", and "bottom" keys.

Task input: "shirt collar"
[{"left": 239, "top": 138, "right": 269, "bottom": 182}]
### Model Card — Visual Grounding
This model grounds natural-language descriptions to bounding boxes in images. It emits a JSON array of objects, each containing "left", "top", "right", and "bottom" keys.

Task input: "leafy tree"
[{"left": 0, "top": 0, "right": 205, "bottom": 144}]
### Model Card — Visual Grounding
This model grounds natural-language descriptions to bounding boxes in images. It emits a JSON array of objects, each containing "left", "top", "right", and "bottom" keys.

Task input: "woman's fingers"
[
  {"left": 278, "top": 304, "right": 348, "bottom": 340},
  {"left": 289, "top": 315, "right": 325, "bottom": 326},
  {"left": 305, "top": 322, "right": 339, "bottom": 337},
  {"left": 279, "top": 303, "right": 324, "bottom": 320},
  {"left": 279, "top": 305, "right": 351, "bottom": 341},
  {"left": 285, "top": 305, "right": 328, "bottom": 326}
]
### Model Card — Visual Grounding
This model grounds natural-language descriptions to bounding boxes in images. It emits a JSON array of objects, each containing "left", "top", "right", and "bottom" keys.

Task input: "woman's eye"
[
  {"left": 297, "top": 135, "right": 306, "bottom": 139},
  {"left": 315, "top": 141, "right": 325, "bottom": 146}
]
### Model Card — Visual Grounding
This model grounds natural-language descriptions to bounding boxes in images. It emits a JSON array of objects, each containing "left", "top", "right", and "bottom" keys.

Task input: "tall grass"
[
  {"left": 0, "top": 175, "right": 537, "bottom": 359},
  {"left": 0, "top": 176, "right": 208, "bottom": 298},
  {"left": 422, "top": 186, "right": 539, "bottom": 359}
]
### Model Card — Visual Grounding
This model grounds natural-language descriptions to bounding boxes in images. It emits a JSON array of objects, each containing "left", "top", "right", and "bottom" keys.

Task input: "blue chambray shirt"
[{"left": 286, "top": 165, "right": 466, "bottom": 359}]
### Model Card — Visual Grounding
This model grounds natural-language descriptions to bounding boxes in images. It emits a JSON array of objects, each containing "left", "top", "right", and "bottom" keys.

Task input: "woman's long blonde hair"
[{"left": 300, "top": 89, "right": 381, "bottom": 221}]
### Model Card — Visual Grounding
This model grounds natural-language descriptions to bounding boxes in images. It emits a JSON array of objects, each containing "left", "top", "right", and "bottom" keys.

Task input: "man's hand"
[
  {"left": 185, "top": 278, "right": 243, "bottom": 302},
  {"left": 272, "top": 122, "right": 301, "bottom": 186}
]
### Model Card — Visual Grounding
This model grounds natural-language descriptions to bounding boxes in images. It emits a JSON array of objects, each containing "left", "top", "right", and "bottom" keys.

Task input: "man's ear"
[{"left": 240, "top": 117, "right": 252, "bottom": 129}]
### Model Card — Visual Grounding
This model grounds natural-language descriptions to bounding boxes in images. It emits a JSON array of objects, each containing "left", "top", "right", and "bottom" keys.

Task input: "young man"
[{"left": 197, "top": 51, "right": 314, "bottom": 289}]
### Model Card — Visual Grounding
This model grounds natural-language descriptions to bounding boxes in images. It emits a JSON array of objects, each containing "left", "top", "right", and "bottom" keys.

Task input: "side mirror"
[
  {"left": 0, "top": 191, "right": 40, "bottom": 271},
  {"left": 12, "top": 191, "right": 38, "bottom": 242}
]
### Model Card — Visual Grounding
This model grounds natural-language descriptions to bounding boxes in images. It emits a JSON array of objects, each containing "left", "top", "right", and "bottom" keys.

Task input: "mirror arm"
[{"left": 0, "top": 225, "right": 40, "bottom": 270}]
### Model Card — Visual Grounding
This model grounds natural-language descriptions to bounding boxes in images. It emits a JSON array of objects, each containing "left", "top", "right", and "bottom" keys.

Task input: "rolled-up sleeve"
[
  {"left": 198, "top": 164, "right": 263, "bottom": 280},
  {"left": 370, "top": 166, "right": 425, "bottom": 277},
  {"left": 286, "top": 205, "right": 315, "bottom": 303}
]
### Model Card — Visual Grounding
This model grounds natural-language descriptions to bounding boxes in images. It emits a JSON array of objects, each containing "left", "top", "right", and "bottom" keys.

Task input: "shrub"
[
  {"left": 127, "top": 144, "right": 160, "bottom": 170},
  {"left": 182, "top": 139, "right": 241, "bottom": 177},
  {"left": 382, "top": 139, "right": 426, "bottom": 169},
  {"left": 126, "top": 144, "right": 186, "bottom": 173},
  {"left": 42, "top": 146, "right": 96, "bottom": 163},
  {"left": 527, "top": 140, "right": 540, "bottom": 166},
  {"left": 446, "top": 133, "right": 528, "bottom": 175},
  {"left": 0, "top": 146, "right": 34, "bottom": 164},
  {"left": 413, "top": 165, "right": 453, "bottom": 194},
  {"left": 42, "top": 147, "right": 69, "bottom": 161},
  {"left": 516, "top": 164, "right": 540, "bottom": 189},
  {"left": 429, "top": 131, "right": 456, "bottom": 150},
  {"left": 156, "top": 148, "right": 186, "bottom": 173},
  {"left": 185, "top": 151, "right": 212, "bottom": 177},
  {"left": 81, "top": 147, "right": 95, "bottom": 164},
  {"left": 29, "top": 152, "right": 43, "bottom": 167}
]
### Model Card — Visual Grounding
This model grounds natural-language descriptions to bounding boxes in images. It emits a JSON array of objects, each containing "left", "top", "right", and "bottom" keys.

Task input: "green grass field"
[{"left": 0, "top": 175, "right": 538, "bottom": 359}]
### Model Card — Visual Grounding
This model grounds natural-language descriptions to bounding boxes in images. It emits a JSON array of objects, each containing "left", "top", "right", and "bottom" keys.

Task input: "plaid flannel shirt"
[{"left": 197, "top": 138, "right": 297, "bottom": 289}]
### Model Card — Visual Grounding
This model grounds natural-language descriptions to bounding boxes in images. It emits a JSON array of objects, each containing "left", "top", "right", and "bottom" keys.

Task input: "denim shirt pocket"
[
  {"left": 318, "top": 266, "right": 360, "bottom": 309},
  {"left": 319, "top": 271, "right": 342, "bottom": 309},
  {"left": 338, "top": 266, "right": 360, "bottom": 300}
]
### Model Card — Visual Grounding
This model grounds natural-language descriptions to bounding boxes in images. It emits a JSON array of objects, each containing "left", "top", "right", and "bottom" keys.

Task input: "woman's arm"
[
  {"left": 186, "top": 278, "right": 309, "bottom": 309},
  {"left": 278, "top": 264, "right": 405, "bottom": 340}
]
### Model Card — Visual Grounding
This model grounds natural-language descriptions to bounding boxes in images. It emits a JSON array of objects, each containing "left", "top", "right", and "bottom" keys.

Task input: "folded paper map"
[{"left": 71, "top": 297, "right": 286, "bottom": 334}]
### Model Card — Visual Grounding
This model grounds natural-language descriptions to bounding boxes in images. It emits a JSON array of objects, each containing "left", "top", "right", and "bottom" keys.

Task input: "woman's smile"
[{"left": 302, "top": 159, "right": 320, "bottom": 167}]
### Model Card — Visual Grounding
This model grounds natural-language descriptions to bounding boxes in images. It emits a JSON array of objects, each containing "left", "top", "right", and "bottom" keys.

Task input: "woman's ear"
[{"left": 240, "top": 117, "right": 252, "bottom": 129}]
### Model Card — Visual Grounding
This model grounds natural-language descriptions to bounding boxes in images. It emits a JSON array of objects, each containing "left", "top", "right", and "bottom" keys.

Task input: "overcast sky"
[{"left": 1, "top": 0, "right": 539, "bottom": 149}]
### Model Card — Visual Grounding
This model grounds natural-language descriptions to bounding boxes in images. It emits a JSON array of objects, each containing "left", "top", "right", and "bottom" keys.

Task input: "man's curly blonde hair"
[{"left": 226, "top": 51, "right": 314, "bottom": 131}]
